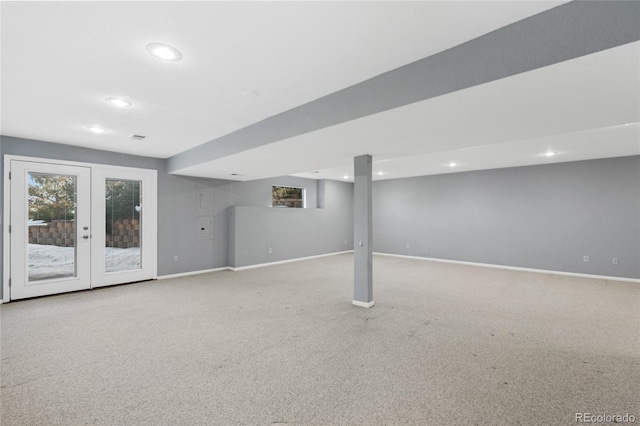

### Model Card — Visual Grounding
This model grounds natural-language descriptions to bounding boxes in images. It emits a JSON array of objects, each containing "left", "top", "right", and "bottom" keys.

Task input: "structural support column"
[{"left": 353, "top": 154, "right": 374, "bottom": 308}]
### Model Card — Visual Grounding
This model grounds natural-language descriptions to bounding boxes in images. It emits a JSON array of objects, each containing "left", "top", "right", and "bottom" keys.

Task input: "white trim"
[
  {"left": 0, "top": 299, "right": 4, "bottom": 304},
  {"left": 9, "top": 161, "right": 92, "bottom": 300},
  {"left": 90, "top": 166, "right": 158, "bottom": 288},
  {"left": 352, "top": 300, "right": 375, "bottom": 308},
  {"left": 230, "top": 250, "right": 353, "bottom": 271},
  {"left": 2, "top": 154, "right": 160, "bottom": 301},
  {"left": 3, "top": 154, "right": 157, "bottom": 174},
  {"left": 158, "top": 267, "right": 230, "bottom": 280},
  {"left": 158, "top": 251, "right": 355, "bottom": 278},
  {"left": 373, "top": 252, "right": 640, "bottom": 283},
  {"left": 3, "top": 156, "right": 11, "bottom": 302}
]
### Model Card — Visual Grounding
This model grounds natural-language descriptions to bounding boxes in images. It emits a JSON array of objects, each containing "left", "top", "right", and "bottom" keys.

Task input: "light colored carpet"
[{"left": 1, "top": 253, "right": 638, "bottom": 425}]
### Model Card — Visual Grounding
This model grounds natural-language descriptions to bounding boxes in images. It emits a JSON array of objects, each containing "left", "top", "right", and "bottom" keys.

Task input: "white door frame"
[
  {"left": 3, "top": 155, "right": 158, "bottom": 302},
  {"left": 91, "top": 166, "right": 157, "bottom": 288},
  {"left": 9, "top": 161, "right": 92, "bottom": 299}
]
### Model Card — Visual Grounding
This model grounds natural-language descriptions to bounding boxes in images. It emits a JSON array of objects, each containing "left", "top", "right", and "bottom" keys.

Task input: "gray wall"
[
  {"left": 1, "top": 136, "right": 353, "bottom": 299},
  {"left": 0, "top": 136, "right": 159, "bottom": 300},
  {"left": 373, "top": 156, "right": 640, "bottom": 279},
  {"left": 229, "top": 179, "right": 353, "bottom": 268},
  {"left": 159, "top": 176, "right": 233, "bottom": 275},
  {"left": 4, "top": 136, "right": 636, "bottom": 302},
  {"left": 0, "top": 136, "right": 230, "bottom": 284}
]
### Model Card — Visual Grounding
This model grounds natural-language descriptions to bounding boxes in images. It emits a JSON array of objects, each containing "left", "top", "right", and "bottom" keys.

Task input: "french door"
[
  {"left": 6, "top": 158, "right": 157, "bottom": 300},
  {"left": 9, "top": 161, "right": 91, "bottom": 299}
]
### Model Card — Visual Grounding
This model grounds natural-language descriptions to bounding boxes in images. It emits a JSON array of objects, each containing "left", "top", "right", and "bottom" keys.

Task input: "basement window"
[{"left": 272, "top": 186, "right": 305, "bottom": 208}]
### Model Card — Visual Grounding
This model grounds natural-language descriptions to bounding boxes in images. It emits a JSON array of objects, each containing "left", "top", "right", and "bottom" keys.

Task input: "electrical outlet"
[
  {"left": 612, "top": 258, "right": 619, "bottom": 265},
  {"left": 583, "top": 255, "right": 589, "bottom": 263},
  {"left": 268, "top": 247, "right": 272, "bottom": 254},
  {"left": 173, "top": 255, "right": 179, "bottom": 262},
  {"left": 406, "top": 243, "right": 410, "bottom": 249},
  {"left": 344, "top": 240, "right": 347, "bottom": 245}
]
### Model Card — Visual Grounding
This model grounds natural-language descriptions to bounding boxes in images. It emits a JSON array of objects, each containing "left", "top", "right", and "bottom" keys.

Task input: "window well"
[{"left": 272, "top": 186, "right": 305, "bottom": 208}]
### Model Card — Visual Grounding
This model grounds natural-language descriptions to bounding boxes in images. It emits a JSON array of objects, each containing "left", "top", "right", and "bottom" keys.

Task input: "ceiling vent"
[{"left": 130, "top": 134, "right": 146, "bottom": 141}]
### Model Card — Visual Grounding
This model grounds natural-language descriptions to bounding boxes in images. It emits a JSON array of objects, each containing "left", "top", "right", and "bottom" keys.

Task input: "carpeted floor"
[{"left": 1, "top": 253, "right": 638, "bottom": 425}]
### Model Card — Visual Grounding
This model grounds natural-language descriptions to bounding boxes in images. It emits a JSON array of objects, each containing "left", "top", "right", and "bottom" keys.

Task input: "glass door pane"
[
  {"left": 28, "top": 173, "right": 77, "bottom": 281},
  {"left": 10, "top": 160, "right": 91, "bottom": 301},
  {"left": 91, "top": 166, "right": 157, "bottom": 289},
  {"left": 105, "top": 179, "right": 142, "bottom": 273}
]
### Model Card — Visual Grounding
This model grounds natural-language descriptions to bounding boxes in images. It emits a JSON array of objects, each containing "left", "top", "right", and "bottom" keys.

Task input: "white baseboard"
[
  {"left": 158, "top": 250, "right": 354, "bottom": 278},
  {"left": 230, "top": 250, "right": 354, "bottom": 271},
  {"left": 373, "top": 252, "right": 640, "bottom": 283},
  {"left": 0, "top": 299, "right": 3, "bottom": 304},
  {"left": 158, "top": 267, "right": 230, "bottom": 280},
  {"left": 352, "top": 300, "right": 375, "bottom": 308}
]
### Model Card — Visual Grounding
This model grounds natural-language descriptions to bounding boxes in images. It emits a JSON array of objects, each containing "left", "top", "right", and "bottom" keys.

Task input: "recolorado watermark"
[{"left": 575, "top": 413, "right": 636, "bottom": 423}]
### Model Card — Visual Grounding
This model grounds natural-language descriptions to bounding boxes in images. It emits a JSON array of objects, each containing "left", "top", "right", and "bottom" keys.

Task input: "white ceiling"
[
  {"left": 176, "top": 41, "right": 640, "bottom": 181},
  {"left": 3, "top": 1, "right": 638, "bottom": 182}
]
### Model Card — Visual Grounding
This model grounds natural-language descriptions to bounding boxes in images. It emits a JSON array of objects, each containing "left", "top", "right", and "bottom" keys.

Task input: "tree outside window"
[{"left": 272, "top": 186, "right": 304, "bottom": 208}]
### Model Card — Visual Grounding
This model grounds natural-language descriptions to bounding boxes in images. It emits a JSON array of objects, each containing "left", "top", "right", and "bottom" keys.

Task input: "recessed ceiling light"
[
  {"left": 106, "top": 97, "right": 132, "bottom": 108},
  {"left": 146, "top": 43, "right": 183, "bottom": 61},
  {"left": 448, "top": 162, "right": 457, "bottom": 167},
  {"left": 343, "top": 175, "right": 349, "bottom": 179},
  {"left": 377, "top": 171, "right": 384, "bottom": 176},
  {"left": 543, "top": 151, "right": 558, "bottom": 157},
  {"left": 86, "top": 126, "right": 106, "bottom": 134}
]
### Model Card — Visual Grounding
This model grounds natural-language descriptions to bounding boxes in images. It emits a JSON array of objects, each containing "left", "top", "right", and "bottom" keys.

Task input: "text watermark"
[{"left": 575, "top": 413, "right": 636, "bottom": 423}]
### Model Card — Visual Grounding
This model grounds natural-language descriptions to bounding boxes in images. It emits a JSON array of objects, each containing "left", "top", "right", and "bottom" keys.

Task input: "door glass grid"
[
  {"left": 28, "top": 173, "right": 77, "bottom": 281},
  {"left": 105, "top": 179, "right": 142, "bottom": 273}
]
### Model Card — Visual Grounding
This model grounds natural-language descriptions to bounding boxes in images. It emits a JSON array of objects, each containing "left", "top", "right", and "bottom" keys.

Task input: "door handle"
[{"left": 82, "top": 235, "right": 89, "bottom": 239}]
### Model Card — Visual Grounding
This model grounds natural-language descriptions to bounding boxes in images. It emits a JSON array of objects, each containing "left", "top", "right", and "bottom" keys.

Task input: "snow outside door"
[
  {"left": 10, "top": 161, "right": 91, "bottom": 299},
  {"left": 7, "top": 159, "right": 158, "bottom": 300}
]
